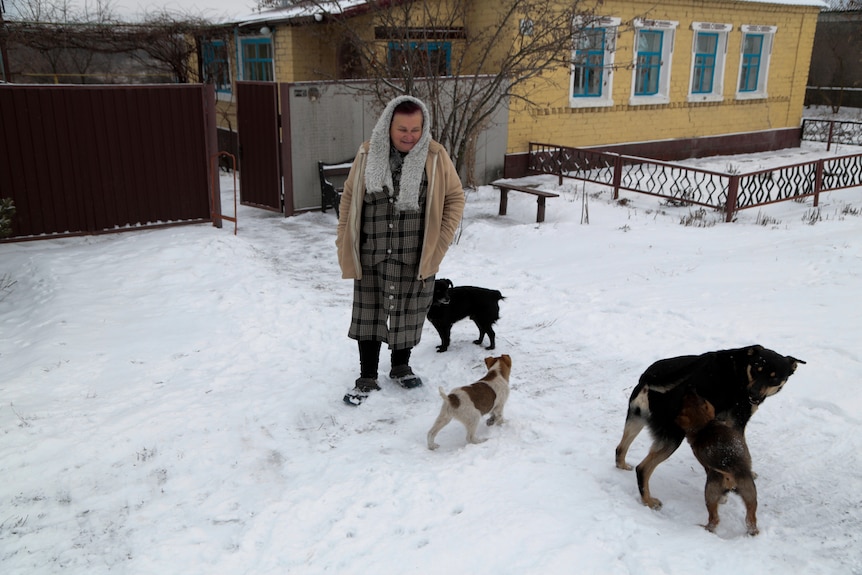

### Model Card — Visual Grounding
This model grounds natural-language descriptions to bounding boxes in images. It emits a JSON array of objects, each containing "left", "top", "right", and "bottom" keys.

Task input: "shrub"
[
  {"left": 680, "top": 208, "right": 717, "bottom": 227},
  {"left": 0, "top": 198, "right": 15, "bottom": 238}
]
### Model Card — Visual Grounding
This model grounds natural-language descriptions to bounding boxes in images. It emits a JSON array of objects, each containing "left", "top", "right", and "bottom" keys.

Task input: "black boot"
[
  {"left": 343, "top": 340, "right": 382, "bottom": 406},
  {"left": 390, "top": 348, "right": 422, "bottom": 389},
  {"left": 343, "top": 376, "right": 381, "bottom": 406}
]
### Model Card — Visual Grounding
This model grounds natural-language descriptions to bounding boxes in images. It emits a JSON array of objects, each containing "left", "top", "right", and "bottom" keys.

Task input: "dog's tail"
[
  {"left": 438, "top": 386, "right": 449, "bottom": 402},
  {"left": 438, "top": 386, "right": 461, "bottom": 408}
]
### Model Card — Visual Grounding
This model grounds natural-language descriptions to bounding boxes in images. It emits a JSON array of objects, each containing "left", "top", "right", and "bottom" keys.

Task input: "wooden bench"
[
  {"left": 318, "top": 159, "right": 353, "bottom": 217},
  {"left": 491, "top": 180, "right": 560, "bottom": 223}
]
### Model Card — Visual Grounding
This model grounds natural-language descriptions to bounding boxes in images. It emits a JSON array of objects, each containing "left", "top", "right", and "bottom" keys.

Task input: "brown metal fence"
[
  {"left": 0, "top": 84, "right": 218, "bottom": 240},
  {"left": 528, "top": 139, "right": 862, "bottom": 222},
  {"left": 801, "top": 118, "right": 862, "bottom": 149}
]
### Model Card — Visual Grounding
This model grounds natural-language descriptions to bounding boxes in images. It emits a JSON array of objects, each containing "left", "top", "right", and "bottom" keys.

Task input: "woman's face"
[{"left": 389, "top": 111, "right": 423, "bottom": 153}]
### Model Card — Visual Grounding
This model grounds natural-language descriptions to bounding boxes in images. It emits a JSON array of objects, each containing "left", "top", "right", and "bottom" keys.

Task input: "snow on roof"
[
  {"left": 735, "top": 0, "right": 827, "bottom": 7},
  {"left": 234, "top": 0, "right": 370, "bottom": 27},
  {"left": 230, "top": 0, "right": 826, "bottom": 27}
]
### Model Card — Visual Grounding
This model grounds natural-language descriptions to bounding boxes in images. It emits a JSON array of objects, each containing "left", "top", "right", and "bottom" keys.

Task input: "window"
[
  {"left": 387, "top": 42, "right": 451, "bottom": 76},
  {"left": 573, "top": 28, "right": 606, "bottom": 97},
  {"left": 736, "top": 25, "right": 776, "bottom": 99},
  {"left": 635, "top": 30, "right": 663, "bottom": 96},
  {"left": 202, "top": 40, "right": 231, "bottom": 94},
  {"left": 688, "top": 23, "right": 731, "bottom": 102},
  {"left": 569, "top": 17, "right": 619, "bottom": 108},
  {"left": 338, "top": 40, "right": 364, "bottom": 79},
  {"left": 241, "top": 37, "right": 274, "bottom": 82},
  {"left": 692, "top": 33, "right": 717, "bottom": 93},
  {"left": 739, "top": 34, "right": 763, "bottom": 91},
  {"left": 630, "top": 19, "right": 678, "bottom": 105}
]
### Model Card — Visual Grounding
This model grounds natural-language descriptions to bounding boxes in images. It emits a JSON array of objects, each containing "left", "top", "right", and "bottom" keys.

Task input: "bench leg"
[
  {"left": 536, "top": 197, "right": 546, "bottom": 223},
  {"left": 499, "top": 189, "right": 509, "bottom": 216}
]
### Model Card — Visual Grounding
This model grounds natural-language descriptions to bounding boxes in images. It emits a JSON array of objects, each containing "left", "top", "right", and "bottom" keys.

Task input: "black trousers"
[{"left": 358, "top": 340, "right": 411, "bottom": 378}]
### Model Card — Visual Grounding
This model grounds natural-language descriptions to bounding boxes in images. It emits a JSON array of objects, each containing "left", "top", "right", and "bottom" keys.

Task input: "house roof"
[
  {"left": 230, "top": 0, "right": 827, "bottom": 27},
  {"left": 234, "top": 0, "right": 371, "bottom": 27}
]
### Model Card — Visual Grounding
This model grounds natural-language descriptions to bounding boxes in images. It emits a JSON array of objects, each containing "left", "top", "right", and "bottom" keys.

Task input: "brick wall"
[
  {"left": 208, "top": 0, "right": 820, "bottom": 165},
  {"left": 496, "top": 0, "right": 820, "bottom": 155}
]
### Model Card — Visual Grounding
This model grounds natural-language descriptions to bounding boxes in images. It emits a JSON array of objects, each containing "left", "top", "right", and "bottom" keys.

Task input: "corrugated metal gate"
[
  {"left": 0, "top": 84, "right": 218, "bottom": 240},
  {"left": 236, "top": 81, "right": 283, "bottom": 213}
]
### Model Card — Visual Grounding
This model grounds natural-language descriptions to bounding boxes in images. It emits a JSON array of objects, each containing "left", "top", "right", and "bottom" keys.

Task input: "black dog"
[
  {"left": 427, "top": 279, "right": 504, "bottom": 352},
  {"left": 614, "top": 345, "right": 805, "bottom": 509}
]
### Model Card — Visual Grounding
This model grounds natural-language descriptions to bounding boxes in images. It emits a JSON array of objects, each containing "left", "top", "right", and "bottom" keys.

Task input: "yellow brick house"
[
  {"left": 500, "top": 0, "right": 825, "bottom": 175},
  {"left": 198, "top": 0, "right": 824, "bottom": 180}
]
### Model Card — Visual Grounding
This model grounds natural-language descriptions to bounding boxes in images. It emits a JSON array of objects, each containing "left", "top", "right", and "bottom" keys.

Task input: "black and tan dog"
[
  {"left": 427, "top": 355, "right": 511, "bottom": 450},
  {"left": 676, "top": 391, "right": 759, "bottom": 536},
  {"left": 427, "top": 279, "right": 504, "bottom": 352},
  {"left": 615, "top": 345, "right": 804, "bottom": 509}
]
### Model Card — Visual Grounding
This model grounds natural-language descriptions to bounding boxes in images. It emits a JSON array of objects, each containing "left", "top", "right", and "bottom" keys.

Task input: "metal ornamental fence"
[
  {"left": 801, "top": 118, "right": 862, "bottom": 149},
  {"left": 529, "top": 120, "right": 862, "bottom": 222}
]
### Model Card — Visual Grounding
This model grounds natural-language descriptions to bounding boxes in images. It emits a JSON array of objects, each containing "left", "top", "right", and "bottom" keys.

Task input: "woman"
[{"left": 336, "top": 95, "right": 465, "bottom": 406}]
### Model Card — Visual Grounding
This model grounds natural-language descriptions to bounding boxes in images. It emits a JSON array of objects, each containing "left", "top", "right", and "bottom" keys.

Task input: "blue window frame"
[
  {"left": 739, "top": 34, "right": 763, "bottom": 92},
  {"left": 692, "top": 32, "right": 717, "bottom": 94},
  {"left": 387, "top": 41, "right": 451, "bottom": 76},
  {"left": 572, "top": 28, "right": 606, "bottom": 97},
  {"left": 202, "top": 40, "right": 231, "bottom": 93},
  {"left": 635, "top": 30, "right": 663, "bottom": 96},
  {"left": 241, "top": 38, "right": 274, "bottom": 82}
]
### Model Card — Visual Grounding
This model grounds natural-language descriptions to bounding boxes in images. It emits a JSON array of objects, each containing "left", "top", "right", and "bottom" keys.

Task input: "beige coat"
[{"left": 336, "top": 140, "right": 465, "bottom": 280}]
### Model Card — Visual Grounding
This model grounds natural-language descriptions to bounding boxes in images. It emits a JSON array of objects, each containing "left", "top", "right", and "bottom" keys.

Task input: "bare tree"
[
  {"left": 5, "top": 0, "right": 106, "bottom": 81},
  {"left": 4, "top": 0, "right": 219, "bottom": 84},
  {"left": 128, "top": 10, "right": 211, "bottom": 83},
  {"left": 255, "top": 0, "right": 285, "bottom": 10},
  {"left": 827, "top": 0, "right": 862, "bottom": 9},
  {"left": 298, "top": 0, "right": 610, "bottom": 183},
  {"left": 809, "top": 2, "right": 862, "bottom": 112}
]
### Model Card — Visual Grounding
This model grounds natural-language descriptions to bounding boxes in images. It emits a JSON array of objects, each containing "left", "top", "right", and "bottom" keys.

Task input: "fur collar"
[{"left": 364, "top": 95, "right": 431, "bottom": 212}]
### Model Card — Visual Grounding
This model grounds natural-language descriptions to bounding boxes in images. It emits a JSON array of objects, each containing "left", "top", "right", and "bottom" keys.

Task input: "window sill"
[
  {"left": 629, "top": 94, "right": 670, "bottom": 106},
  {"left": 569, "top": 98, "right": 615, "bottom": 109},
  {"left": 735, "top": 91, "right": 768, "bottom": 101},
  {"left": 687, "top": 94, "right": 724, "bottom": 103}
]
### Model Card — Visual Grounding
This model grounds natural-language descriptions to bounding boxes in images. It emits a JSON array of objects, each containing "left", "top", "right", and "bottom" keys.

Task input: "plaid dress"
[{"left": 348, "top": 151, "right": 434, "bottom": 349}]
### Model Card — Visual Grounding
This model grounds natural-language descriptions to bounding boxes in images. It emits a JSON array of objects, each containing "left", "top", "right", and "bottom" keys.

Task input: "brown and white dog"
[
  {"left": 427, "top": 355, "right": 512, "bottom": 450},
  {"left": 676, "top": 391, "right": 759, "bottom": 536}
]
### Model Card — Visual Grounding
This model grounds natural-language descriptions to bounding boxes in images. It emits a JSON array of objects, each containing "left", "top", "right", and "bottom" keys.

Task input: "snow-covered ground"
[{"left": 2, "top": 139, "right": 861, "bottom": 574}]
